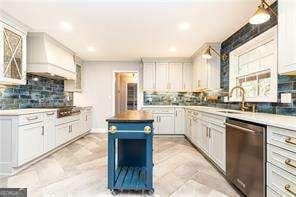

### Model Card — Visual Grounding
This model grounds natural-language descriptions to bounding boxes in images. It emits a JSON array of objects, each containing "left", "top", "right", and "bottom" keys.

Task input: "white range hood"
[{"left": 27, "top": 32, "right": 76, "bottom": 80}]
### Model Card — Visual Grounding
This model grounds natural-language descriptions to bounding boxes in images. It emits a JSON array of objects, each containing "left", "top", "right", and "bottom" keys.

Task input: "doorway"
[{"left": 114, "top": 72, "right": 138, "bottom": 114}]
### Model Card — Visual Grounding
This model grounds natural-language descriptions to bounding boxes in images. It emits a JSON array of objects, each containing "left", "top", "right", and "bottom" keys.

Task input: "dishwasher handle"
[{"left": 225, "top": 123, "right": 261, "bottom": 135}]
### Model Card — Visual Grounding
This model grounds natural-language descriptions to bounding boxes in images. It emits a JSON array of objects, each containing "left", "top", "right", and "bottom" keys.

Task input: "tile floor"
[{"left": 0, "top": 134, "right": 240, "bottom": 197}]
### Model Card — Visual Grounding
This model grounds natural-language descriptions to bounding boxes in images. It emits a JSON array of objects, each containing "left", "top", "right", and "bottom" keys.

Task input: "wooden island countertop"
[{"left": 106, "top": 110, "right": 154, "bottom": 123}]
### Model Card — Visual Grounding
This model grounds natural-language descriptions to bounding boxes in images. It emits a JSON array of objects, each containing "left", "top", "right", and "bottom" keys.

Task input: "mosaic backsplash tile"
[
  {"left": 0, "top": 74, "right": 73, "bottom": 110},
  {"left": 143, "top": 92, "right": 206, "bottom": 106}
]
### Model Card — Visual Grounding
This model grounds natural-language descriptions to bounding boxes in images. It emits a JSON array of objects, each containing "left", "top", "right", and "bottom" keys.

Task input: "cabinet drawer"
[
  {"left": 267, "top": 163, "right": 296, "bottom": 196},
  {"left": 267, "top": 144, "right": 296, "bottom": 176},
  {"left": 267, "top": 126, "right": 296, "bottom": 153},
  {"left": 18, "top": 113, "right": 43, "bottom": 126}
]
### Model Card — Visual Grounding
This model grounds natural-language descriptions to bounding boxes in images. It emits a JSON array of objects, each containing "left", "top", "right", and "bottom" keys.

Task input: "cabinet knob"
[
  {"left": 109, "top": 125, "right": 117, "bottom": 134},
  {"left": 144, "top": 126, "right": 152, "bottom": 134}
]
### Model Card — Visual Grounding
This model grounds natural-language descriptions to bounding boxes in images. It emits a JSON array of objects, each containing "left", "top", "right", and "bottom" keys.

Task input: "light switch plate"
[{"left": 281, "top": 93, "right": 292, "bottom": 103}]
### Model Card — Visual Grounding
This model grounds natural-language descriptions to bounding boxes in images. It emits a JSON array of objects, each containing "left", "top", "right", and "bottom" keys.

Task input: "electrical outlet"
[{"left": 281, "top": 93, "right": 292, "bottom": 103}]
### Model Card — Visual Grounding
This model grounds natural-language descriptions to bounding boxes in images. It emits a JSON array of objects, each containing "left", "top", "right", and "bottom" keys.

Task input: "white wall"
[{"left": 74, "top": 61, "right": 142, "bottom": 131}]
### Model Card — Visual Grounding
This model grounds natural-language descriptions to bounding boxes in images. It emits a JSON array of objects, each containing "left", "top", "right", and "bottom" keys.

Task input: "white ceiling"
[{"left": 1, "top": 0, "right": 263, "bottom": 61}]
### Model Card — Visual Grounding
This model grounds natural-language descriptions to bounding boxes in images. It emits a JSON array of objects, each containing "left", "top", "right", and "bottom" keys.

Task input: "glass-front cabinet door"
[{"left": 0, "top": 22, "right": 27, "bottom": 85}]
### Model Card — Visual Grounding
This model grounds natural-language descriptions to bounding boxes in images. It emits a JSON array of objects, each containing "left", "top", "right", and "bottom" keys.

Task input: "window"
[{"left": 229, "top": 26, "right": 277, "bottom": 102}]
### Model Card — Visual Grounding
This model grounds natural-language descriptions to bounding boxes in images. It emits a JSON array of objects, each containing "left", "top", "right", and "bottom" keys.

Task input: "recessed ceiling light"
[
  {"left": 169, "top": 47, "right": 176, "bottom": 52},
  {"left": 87, "top": 46, "right": 96, "bottom": 52},
  {"left": 178, "top": 22, "right": 190, "bottom": 31},
  {"left": 60, "top": 21, "right": 72, "bottom": 32}
]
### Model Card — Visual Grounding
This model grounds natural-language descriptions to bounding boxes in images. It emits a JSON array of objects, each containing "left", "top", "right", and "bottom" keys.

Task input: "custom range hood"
[{"left": 27, "top": 32, "right": 75, "bottom": 80}]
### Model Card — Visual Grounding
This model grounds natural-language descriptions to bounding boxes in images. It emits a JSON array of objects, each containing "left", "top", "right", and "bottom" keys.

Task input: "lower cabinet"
[
  {"left": 154, "top": 113, "right": 175, "bottom": 134},
  {"left": 43, "top": 111, "right": 57, "bottom": 152},
  {"left": 185, "top": 110, "right": 226, "bottom": 172},
  {"left": 208, "top": 123, "right": 226, "bottom": 171},
  {"left": 18, "top": 122, "right": 44, "bottom": 166},
  {"left": 71, "top": 120, "right": 82, "bottom": 138},
  {"left": 174, "top": 108, "right": 185, "bottom": 134},
  {"left": 55, "top": 123, "right": 70, "bottom": 146}
]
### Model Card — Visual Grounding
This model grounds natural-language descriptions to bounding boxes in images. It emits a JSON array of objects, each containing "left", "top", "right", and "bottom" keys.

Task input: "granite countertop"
[
  {"left": 142, "top": 105, "right": 193, "bottom": 108},
  {"left": 0, "top": 108, "right": 58, "bottom": 116},
  {"left": 106, "top": 110, "right": 154, "bottom": 123},
  {"left": 186, "top": 106, "right": 296, "bottom": 131}
]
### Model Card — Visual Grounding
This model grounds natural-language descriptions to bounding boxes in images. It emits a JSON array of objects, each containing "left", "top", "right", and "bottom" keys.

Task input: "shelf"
[{"left": 114, "top": 166, "right": 146, "bottom": 190}]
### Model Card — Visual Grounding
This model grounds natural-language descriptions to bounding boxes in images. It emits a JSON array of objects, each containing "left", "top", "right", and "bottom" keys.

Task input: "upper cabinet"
[
  {"left": 64, "top": 56, "right": 83, "bottom": 92},
  {"left": 142, "top": 59, "right": 192, "bottom": 92},
  {"left": 192, "top": 43, "right": 220, "bottom": 91},
  {"left": 278, "top": 0, "right": 296, "bottom": 75},
  {"left": 27, "top": 32, "right": 75, "bottom": 80},
  {"left": 143, "top": 62, "right": 156, "bottom": 90},
  {"left": 0, "top": 19, "right": 27, "bottom": 85}
]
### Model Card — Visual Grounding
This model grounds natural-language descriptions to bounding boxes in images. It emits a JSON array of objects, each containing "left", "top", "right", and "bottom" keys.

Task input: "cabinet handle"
[
  {"left": 285, "top": 184, "right": 296, "bottom": 196},
  {"left": 285, "top": 137, "right": 296, "bottom": 145},
  {"left": 86, "top": 115, "right": 88, "bottom": 121},
  {"left": 46, "top": 112, "right": 55, "bottom": 116},
  {"left": 208, "top": 128, "right": 211, "bottom": 138},
  {"left": 175, "top": 111, "right": 177, "bottom": 117},
  {"left": 27, "top": 116, "right": 38, "bottom": 121},
  {"left": 285, "top": 158, "right": 296, "bottom": 169},
  {"left": 206, "top": 128, "right": 208, "bottom": 137},
  {"left": 69, "top": 125, "right": 71, "bottom": 133},
  {"left": 41, "top": 126, "right": 44, "bottom": 135},
  {"left": 159, "top": 116, "right": 161, "bottom": 122}
]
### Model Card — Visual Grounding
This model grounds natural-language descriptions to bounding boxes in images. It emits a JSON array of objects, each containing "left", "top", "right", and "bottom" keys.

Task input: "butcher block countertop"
[{"left": 106, "top": 110, "right": 154, "bottom": 123}]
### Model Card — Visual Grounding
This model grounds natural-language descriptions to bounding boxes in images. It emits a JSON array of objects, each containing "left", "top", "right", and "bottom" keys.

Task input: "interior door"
[
  {"left": 18, "top": 122, "right": 44, "bottom": 165},
  {"left": 168, "top": 63, "right": 182, "bottom": 91},
  {"left": 158, "top": 114, "right": 174, "bottom": 134},
  {"left": 155, "top": 63, "right": 169, "bottom": 90}
]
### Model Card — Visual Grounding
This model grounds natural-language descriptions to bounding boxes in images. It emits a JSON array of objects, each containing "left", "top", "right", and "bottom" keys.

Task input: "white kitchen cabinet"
[
  {"left": 200, "top": 122, "right": 210, "bottom": 153},
  {"left": 18, "top": 122, "right": 44, "bottom": 165},
  {"left": 64, "top": 63, "right": 83, "bottom": 92},
  {"left": 208, "top": 123, "right": 226, "bottom": 171},
  {"left": 191, "top": 117, "right": 199, "bottom": 145},
  {"left": 70, "top": 120, "right": 81, "bottom": 138},
  {"left": 278, "top": 0, "right": 296, "bottom": 75},
  {"left": 168, "top": 63, "right": 182, "bottom": 91},
  {"left": 86, "top": 108, "right": 93, "bottom": 132},
  {"left": 55, "top": 123, "right": 70, "bottom": 146},
  {"left": 0, "top": 21, "right": 27, "bottom": 85},
  {"left": 192, "top": 44, "right": 220, "bottom": 90},
  {"left": 174, "top": 108, "right": 185, "bottom": 134},
  {"left": 43, "top": 111, "right": 57, "bottom": 152},
  {"left": 182, "top": 63, "right": 193, "bottom": 91},
  {"left": 155, "top": 63, "right": 169, "bottom": 90},
  {"left": 143, "top": 62, "right": 156, "bottom": 90},
  {"left": 155, "top": 114, "right": 175, "bottom": 134}
]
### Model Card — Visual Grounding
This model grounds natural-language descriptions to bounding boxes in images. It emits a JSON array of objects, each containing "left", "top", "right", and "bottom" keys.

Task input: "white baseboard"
[{"left": 90, "top": 128, "right": 107, "bottom": 133}]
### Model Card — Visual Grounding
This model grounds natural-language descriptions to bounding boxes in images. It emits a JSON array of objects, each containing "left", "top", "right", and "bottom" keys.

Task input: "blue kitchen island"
[{"left": 106, "top": 110, "right": 154, "bottom": 195}]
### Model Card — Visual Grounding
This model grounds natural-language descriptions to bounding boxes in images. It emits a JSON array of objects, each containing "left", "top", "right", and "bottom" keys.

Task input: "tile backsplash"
[
  {"left": 143, "top": 92, "right": 206, "bottom": 106},
  {"left": 0, "top": 74, "right": 73, "bottom": 110},
  {"left": 220, "top": 0, "right": 296, "bottom": 116}
]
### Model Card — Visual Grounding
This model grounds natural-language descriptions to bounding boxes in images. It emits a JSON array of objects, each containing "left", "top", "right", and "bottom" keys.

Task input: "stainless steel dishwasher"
[{"left": 225, "top": 118, "right": 266, "bottom": 197}]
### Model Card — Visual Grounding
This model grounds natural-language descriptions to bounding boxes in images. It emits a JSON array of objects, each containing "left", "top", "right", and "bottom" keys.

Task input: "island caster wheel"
[
  {"left": 148, "top": 189, "right": 154, "bottom": 195},
  {"left": 111, "top": 189, "right": 118, "bottom": 196}
]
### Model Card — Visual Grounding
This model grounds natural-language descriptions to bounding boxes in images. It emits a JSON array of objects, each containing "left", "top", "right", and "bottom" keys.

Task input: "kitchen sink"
[{"left": 217, "top": 110, "right": 242, "bottom": 114}]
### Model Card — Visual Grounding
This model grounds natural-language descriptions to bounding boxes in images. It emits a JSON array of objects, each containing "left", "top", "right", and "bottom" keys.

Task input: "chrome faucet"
[{"left": 229, "top": 86, "right": 249, "bottom": 111}]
